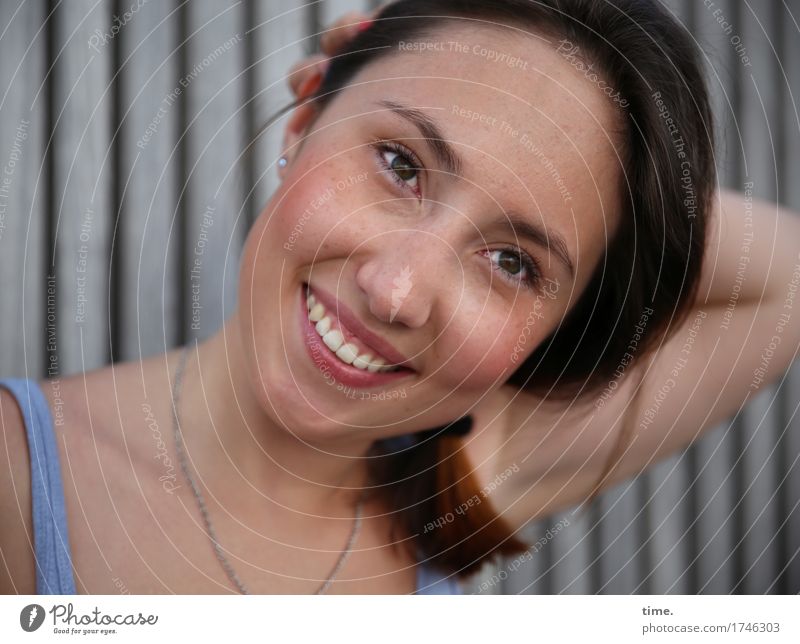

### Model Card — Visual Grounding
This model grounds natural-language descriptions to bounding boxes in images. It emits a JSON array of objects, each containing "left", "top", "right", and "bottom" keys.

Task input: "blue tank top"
[{"left": 0, "top": 378, "right": 461, "bottom": 595}]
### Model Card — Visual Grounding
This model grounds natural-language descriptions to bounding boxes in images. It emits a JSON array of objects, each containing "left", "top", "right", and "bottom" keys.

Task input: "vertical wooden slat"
[
  {"left": 738, "top": 392, "right": 783, "bottom": 594},
  {"left": 183, "top": 0, "right": 247, "bottom": 342},
  {"left": 596, "top": 480, "right": 646, "bottom": 592},
  {"left": 737, "top": 0, "right": 783, "bottom": 593},
  {"left": 643, "top": 454, "right": 692, "bottom": 593},
  {"left": 693, "top": 423, "right": 738, "bottom": 592},
  {"left": 241, "top": 0, "right": 257, "bottom": 237},
  {"left": 779, "top": 0, "right": 800, "bottom": 593},
  {"left": 782, "top": 4, "right": 800, "bottom": 215},
  {"left": 0, "top": 0, "right": 46, "bottom": 379},
  {"left": 767, "top": 0, "right": 795, "bottom": 595},
  {"left": 724, "top": 0, "right": 750, "bottom": 592},
  {"left": 550, "top": 506, "right": 594, "bottom": 593},
  {"left": 782, "top": 363, "right": 800, "bottom": 592},
  {"left": 53, "top": 1, "right": 113, "bottom": 375},
  {"left": 117, "top": 0, "right": 181, "bottom": 360}
]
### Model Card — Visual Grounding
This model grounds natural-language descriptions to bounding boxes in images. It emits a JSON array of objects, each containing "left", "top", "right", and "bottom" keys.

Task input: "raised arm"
[{"left": 476, "top": 187, "right": 800, "bottom": 531}]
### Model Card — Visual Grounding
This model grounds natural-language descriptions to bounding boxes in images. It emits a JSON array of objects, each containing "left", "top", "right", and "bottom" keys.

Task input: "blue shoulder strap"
[
  {"left": 416, "top": 560, "right": 463, "bottom": 594},
  {"left": 0, "top": 378, "right": 76, "bottom": 594}
]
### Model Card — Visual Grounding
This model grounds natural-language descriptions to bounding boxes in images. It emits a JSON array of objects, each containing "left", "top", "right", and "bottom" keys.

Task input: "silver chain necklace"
[{"left": 170, "top": 344, "right": 365, "bottom": 594}]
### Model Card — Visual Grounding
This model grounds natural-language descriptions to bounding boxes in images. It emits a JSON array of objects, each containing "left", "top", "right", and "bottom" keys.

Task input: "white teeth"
[
  {"left": 322, "top": 329, "right": 344, "bottom": 352},
  {"left": 351, "top": 353, "right": 372, "bottom": 370},
  {"left": 308, "top": 303, "right": 325, "bottom": 322},
  {"left": 335, "top": 343, "right": 359, "bottom": 364},
  {"left": 315, "top": 316, "right": 331, "bottom": 336},
  {"left": 306, "top": 285, "right": 404, "bottom": 373}
]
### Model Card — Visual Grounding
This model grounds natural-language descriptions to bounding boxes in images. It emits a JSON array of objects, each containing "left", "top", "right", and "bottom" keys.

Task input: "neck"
[{"left": 176, "top": 313, "right": 373, "bottom": 517}]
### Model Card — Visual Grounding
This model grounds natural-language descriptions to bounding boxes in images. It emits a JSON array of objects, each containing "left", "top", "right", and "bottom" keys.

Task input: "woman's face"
[{"left": 238, "top": 24, "right": 624, "bottom": 441}]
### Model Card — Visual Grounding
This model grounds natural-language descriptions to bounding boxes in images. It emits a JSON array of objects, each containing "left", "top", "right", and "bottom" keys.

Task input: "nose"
[{"left": 354, "top": 229, "right": 461, "bottom": 329}]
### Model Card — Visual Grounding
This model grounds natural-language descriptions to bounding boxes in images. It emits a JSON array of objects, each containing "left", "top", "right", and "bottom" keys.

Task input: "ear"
[{"left": 279, "top": 74, "right": 324, "bottom": 181}]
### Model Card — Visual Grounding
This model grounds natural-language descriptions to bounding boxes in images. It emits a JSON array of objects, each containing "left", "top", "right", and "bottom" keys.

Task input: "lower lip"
[{"left": 298, "top": 283, "right": 414, "bottom": 389}]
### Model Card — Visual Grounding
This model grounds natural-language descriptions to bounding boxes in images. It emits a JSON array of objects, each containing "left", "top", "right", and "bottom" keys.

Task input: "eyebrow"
[
  {"left": 375, "top": 99, "right": 574, "bottom": 279},
  {"left": 375, "top": 99, "right": 463, "bottom": 177},
  {"left": 491, "top": 211, "right": 575, "bottom": 279}
]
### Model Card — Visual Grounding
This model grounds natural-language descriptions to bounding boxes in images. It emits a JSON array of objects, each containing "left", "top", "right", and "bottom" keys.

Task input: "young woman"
[{"left": 2, "top": 0, "right": 799, "bottom": 595}]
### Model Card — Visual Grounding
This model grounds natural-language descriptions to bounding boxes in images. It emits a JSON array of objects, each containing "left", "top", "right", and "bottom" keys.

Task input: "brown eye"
[
  {"left": 372, "top": 140, "right": 422, "bottom": 195},
  {"left": 496, "top": 250, "right": 523, "bottom": 275},
  {"left": 485, "top": 248, "right": 542, "bottom": 291},
  {"left": 388, "top": 152, "right": 418, "bottom": 183}
]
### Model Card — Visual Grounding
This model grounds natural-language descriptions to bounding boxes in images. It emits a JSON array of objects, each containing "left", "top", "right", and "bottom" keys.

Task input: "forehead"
[{"left": 324, "top": 23, "right": 626, "bottom": 279}]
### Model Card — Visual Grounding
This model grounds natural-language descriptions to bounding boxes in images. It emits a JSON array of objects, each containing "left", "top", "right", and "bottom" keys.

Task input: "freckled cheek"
[
  {"left": 442, "top": 301, "right": 563, "bottom": 388},
  {"left": 442, "top": 312, "right": 553, "bottom": 385},
  {"left": 269, "top": 163, "right": 371, "bottom": 259}
]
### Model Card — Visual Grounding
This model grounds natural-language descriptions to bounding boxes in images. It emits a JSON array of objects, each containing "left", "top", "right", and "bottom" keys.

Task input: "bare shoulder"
[
  {"left": 37, "top": 350, "right": 180, "bottom": 473},
  {"left": 27, "top": 354, "right": 180, "bottom": 594},
  {"left": 0, "top": 357, "right": 161, "bottom": 576},
  {"left": 0, "top": 383, "right": 37, "bottom": 593}
]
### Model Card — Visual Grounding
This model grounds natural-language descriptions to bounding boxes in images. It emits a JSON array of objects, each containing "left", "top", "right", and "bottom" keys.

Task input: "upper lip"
[{"left": 306, "top": 283, "right": 415, "bottom": 371}]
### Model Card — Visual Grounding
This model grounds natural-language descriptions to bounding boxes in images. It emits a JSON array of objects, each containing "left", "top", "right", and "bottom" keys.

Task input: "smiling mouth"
[
  {"left": 303, "top": 283, "right": 412, "bottom": 372},
  {"left": 298, "top": 283, "right": 416, "bottom": 389}
]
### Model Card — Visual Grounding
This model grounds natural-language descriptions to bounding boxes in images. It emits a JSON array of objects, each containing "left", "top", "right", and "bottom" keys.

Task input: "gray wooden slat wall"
[
  {"left": 1, "top": 0, "right": 798, "bottom": 594},
  {"left": 119, "top": 0, "right": 180, "bottom": 359}
]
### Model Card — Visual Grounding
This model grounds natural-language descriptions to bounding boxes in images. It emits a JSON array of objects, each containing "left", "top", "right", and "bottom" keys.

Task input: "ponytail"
[{"left": 367, "top": 417, "right": 529, "bottom": 580}]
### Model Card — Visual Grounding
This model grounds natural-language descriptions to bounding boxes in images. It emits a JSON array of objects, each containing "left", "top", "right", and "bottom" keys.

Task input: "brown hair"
[{"left": 252, "top": 0, "right": 716, "bottom": 580}]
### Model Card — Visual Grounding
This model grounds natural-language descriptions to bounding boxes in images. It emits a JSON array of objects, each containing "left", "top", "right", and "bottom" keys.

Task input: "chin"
[{"left": 241, "top": 323, "right": 368, "bottom": 442}]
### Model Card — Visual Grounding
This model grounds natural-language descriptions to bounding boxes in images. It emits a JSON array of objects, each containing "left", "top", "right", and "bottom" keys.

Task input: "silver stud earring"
[{"left": 278, "top": 156, "right": 288, "bottom": 169}]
